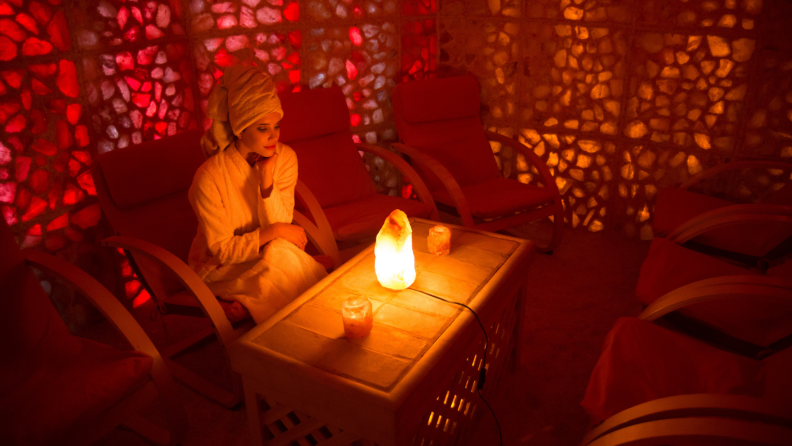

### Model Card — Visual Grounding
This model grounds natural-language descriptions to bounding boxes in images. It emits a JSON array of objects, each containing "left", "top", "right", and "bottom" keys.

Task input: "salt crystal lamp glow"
[{"left": 374, "top": 209, "right": 416, "bottom": 290}]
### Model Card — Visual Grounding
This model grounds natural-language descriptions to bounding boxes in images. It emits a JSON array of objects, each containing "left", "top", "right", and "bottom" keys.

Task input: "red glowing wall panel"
[
  {"left": 82, "top": 42, "right": 198, "bottom": 153},
  {"left": 0, "top": 58, "right": 96, "bottom": 251},
  {"left": 193, "top": 31, "right": 302, "bottom": 130}
]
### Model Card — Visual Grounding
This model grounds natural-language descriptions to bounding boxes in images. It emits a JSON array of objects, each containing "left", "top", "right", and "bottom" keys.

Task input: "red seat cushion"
[
  {"left": 653, "top": 187, "right": 792, "bottom": 257},
  {"left": 581, "top": 317, "right": 764, "bottom": 423},
  {"left": 392, "top": 77, "right": 501, "bottom": 192},
  {"left": 636, "top": 238, "right": 759, "bottom": 306},
  {"left": 322, "top": 195, "right": 434, "bottom": 242},
  {"left": 762, "top": 347, "right": 792, "bottom": 406},
  {"left": 636, "top": 238, "right": 792, "bottom": 346},
  {"left": 1, "top": 338, "right": 153, "bottom": 446},
  {"left": 431, "top": 177, "right": 557, "bottom": 219},
  {"left": 652, "top": 187, "right": 733, "bottom": 237},
  {"left": 312, "top": 254, "right": 335, "bottom": 272}
]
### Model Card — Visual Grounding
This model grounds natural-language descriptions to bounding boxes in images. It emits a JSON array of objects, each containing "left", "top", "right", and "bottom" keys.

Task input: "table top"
[{"left": 229, "top": 218, "right": 534, "bottom": 444}]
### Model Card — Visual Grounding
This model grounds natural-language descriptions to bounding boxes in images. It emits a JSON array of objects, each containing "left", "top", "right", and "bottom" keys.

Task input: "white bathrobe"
[{"left": 187, "top": 142, "right": 326, "bottom": 323}]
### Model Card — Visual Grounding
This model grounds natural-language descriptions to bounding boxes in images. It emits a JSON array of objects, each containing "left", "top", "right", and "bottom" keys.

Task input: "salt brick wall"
[{"left": 1, "top": 0, "right": 790, "bottom": 317}]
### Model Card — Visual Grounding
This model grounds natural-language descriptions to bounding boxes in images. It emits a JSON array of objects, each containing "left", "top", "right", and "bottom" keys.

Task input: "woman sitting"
[{"left": 187, "top": 64, "right": 327, "bottom": 323}]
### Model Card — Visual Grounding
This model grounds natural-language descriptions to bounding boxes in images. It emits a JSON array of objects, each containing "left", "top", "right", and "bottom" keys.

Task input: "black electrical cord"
[{"left": 423, "top": 292, "right": 504, "bottom": 446}]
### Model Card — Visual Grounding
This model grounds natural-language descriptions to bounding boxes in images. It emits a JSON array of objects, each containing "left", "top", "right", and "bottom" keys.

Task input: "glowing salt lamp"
[{"left": 374, "top": 209, "right": 416, "bottom": 290}]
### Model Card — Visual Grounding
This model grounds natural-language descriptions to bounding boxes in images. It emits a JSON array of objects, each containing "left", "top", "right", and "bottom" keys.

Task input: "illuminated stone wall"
[
  {"left": 2, "top": 0, "right": 790, "bottom": 314},
  {"left": 0, "top": 0, "right": 439, "bottom": 312},
  {"left": 435, "top": 0, "right": 792, "bottom": 238}
]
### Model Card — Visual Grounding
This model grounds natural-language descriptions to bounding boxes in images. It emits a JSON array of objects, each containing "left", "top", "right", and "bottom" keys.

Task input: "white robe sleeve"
[
  {"left": 257, "top": 145, "right": 297, "bottom": 228},
  {"left": 189, "top": 167, "right": 262, "bottom": 266}
]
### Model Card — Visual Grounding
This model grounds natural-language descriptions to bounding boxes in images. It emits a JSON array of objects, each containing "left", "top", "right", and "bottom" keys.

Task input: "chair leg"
[
  {"left": 244, "top": 384, "right": 266, "bottom": 446},
  {"left": 123, "top": 414, "right": 183, "bottom": 446},
  {"left": 164, "top": 357, "right": 244, "bottom": 408},
  {"left": 540, "top": 199, "right": 565, "bottom": 253}
]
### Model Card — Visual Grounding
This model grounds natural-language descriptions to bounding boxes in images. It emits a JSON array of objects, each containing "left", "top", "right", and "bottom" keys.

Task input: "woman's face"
[{"left": 238, "top": 111, "right": 281, "bottom": 158}]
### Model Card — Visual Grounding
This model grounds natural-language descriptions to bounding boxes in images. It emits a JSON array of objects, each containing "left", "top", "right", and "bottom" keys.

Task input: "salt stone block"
[
  {"left": 342, "top": 296, "right": 373, "bottom": 339},
  {"left": 428, "top": 225, "right": 451, "bottom": 256},
  {"left": 374, "top": 304, "right": 448, "bottom": 339}
]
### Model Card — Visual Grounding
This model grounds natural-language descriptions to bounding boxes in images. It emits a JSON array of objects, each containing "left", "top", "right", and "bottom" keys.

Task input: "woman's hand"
[
  {"left": 278, "top": 223, "right": 308, "bottom": 250},
  {"left": 255, "top": 152, "right": 278, "bottom": 197},
  {"left": 262, "top": 222, "right": 307, "bottom": 250}
]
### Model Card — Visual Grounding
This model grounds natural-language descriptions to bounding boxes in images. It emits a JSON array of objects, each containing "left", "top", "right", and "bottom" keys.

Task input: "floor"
[{"left": 88, "top": 222, "right": 650, "bottom": 446}]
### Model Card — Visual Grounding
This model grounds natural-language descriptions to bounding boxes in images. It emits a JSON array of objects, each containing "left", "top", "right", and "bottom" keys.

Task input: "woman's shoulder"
[
  {"left": 276, "top": 142, "right": 297, "bottom": 166},
  {"left": 277, "top": 142, "right": 296, "bottom": 158},
  {"left": 191, "top": 151, "right": 227, "bottom": 187}
]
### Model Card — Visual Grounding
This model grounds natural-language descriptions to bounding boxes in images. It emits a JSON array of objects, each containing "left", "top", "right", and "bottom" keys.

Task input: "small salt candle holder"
[
  {"left": 427, "top": 225, "right": 451, "bottom": 256},
  {"left": 341, "top": 296, "right": 373, "bottom": 338}
]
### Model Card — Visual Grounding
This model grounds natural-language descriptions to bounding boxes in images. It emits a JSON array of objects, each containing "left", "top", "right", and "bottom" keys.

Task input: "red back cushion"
[
  {"left": 279, "top": 87, "right": 351, "bottom": 144},
  {"left": 279, "top": 87, "right": 376, "bottom": 207},
  {"left": 392, "top": 76, "right": 501, "bottom": 190},
  {"left": 93, "top": 131, "right": 205, "bottom": 298},
  {"left": 99, "top": 130, "right": 205, "bottom": 210}
]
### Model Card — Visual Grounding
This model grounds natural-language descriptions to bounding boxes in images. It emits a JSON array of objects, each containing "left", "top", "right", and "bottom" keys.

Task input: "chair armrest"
[
  {"left": 22, "top": 249, "right": 187, "bottom": 433},
  {"left": 391, "top": 142, "right": 474, "bottom": 227},
  {"left": 356, "top": 143, "right": 440, "bottom": 220},
  {"left": 638, "top": 275, "right": 792, "bottom": 322},
  {"left": 295, "top": 179, "right": 338, "bottom": 240},
  {"left": 679, "top": 160, "right": 792, "bottom": 190},
  {"left": 293, "top": 209, "right": 341, "bottom": 268},
  {"left": 667, "top": 204, "right": 792, "bottom": 244},
  {"left": 23, "top": 248, "right": 166, "bottom": 361},
  {"left": 101, "top": 235, "right": 237, "bottom": 345},
  {"left": 581, "top": 393, "right": 792, "bottom": 446},
  {"left": 484, "top": 130, "right": 561, "bottom": 197},
  {"left": 589, "top": 417, "right": 792, "bottom": 446}
]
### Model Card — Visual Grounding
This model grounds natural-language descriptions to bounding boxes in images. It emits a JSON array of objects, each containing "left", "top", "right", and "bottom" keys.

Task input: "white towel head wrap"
[{"left": 201, "top": 64, "right": 283, "bottom": 158}]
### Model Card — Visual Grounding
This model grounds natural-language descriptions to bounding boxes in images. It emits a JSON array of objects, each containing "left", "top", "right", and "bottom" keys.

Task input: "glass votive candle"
[
  {"left": 341, "top": 296, "right": 373, "bottom": 338},
  {"left": 427, "top": 225, "right": 451, "bottom": 256}
]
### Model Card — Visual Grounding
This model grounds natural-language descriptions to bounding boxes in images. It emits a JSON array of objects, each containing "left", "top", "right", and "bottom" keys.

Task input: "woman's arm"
[
  {"left": 189, "top": 167, "right": 262, "bottom": 265},
  {"left": 256, "top": 222, "right": 306, "bottom": 248},
  {"left": 255, "top": 146, "right": 306, "bottom": 249},
  {"left": 255, "top": 145, "right": 297, "bottom": 226}
]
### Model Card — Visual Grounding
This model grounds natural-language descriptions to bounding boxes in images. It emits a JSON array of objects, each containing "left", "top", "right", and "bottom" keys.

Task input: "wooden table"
[{"left": 229, "top": 218, "right": 534, "bottom": 446}]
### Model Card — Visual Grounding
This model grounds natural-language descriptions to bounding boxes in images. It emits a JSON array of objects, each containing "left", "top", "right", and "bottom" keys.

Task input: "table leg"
[
  {"left": 244, "top": 381, "right": 266, "bottom": 446},
  {"left": 511, "top": 283, "right": 528, "bottom": 374}
]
